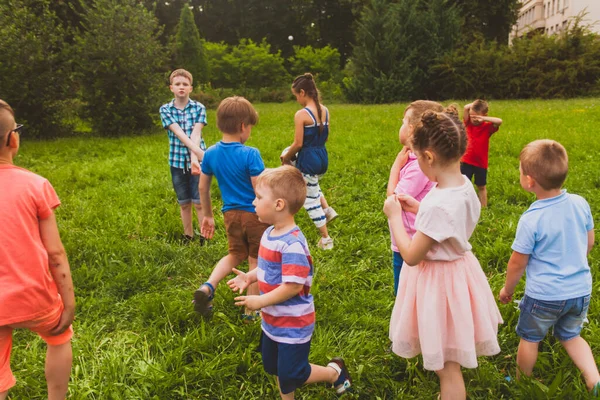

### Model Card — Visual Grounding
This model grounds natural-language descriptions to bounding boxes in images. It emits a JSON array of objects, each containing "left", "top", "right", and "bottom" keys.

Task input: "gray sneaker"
[{"left": 324, "top": 207, "right": 339, "bottom": 223}]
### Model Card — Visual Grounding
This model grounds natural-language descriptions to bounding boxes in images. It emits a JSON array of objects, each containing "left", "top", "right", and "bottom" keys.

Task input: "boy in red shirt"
[
  {"left": 460, "top": 99, "right": 503, "bottom": 207},
  {"left": 0, "top": 100, "right": 75, "bottom": 400}
]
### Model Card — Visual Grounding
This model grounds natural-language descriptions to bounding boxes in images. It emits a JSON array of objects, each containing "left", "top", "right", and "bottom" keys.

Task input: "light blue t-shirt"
[
  {"left": 201, "top": 141, "right": 264, "bottom": 213},
  {"left": 512, "top": 190, "right": 594, "bottom": 301}
]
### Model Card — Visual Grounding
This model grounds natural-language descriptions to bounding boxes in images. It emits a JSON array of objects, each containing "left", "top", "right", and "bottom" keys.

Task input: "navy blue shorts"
[
  {"left": 170, "top": 166, "right": 200, "bottom": 205},
  {"left": 516, "top": 294, "right": 590, "bottom": 342},
  {"left": 260, "top": 332, "right": 311, "bottom": 394},
  {"left": 461, "top": 162, "right": 487, "bottom": 187}
]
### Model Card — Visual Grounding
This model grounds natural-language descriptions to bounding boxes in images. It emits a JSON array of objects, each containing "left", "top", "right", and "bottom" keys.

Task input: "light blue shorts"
[{"left": 516, "top": 294, "right": 590, "bottom": 342}]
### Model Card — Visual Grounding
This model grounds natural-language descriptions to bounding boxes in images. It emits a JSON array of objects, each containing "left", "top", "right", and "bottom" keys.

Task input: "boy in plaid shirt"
[{"left": 159, "top": 69, "right": 207, "bottom": 242}]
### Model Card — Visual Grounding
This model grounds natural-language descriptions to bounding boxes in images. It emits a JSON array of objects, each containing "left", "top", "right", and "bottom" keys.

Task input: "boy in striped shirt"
[{"left": 227, "top": 166, "right": 352, "bottom": 398}]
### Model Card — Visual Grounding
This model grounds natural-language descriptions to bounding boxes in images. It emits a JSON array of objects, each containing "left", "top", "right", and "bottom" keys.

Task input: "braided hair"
[
  {"left": 411, "top": 105, "right": 467, "bottom": 163},
  {"left": 292, "top": 73, "right": 324, "bottom": 133}
]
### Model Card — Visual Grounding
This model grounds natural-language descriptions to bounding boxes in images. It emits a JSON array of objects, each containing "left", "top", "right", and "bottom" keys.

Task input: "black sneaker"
[{"left": 328, "top": 357, "right": 352, "bottom": 394}]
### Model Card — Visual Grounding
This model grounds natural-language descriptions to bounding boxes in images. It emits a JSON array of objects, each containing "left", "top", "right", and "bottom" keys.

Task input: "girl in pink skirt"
[{"left": 383, "top": 106, "right": 502, "bottom": 399}]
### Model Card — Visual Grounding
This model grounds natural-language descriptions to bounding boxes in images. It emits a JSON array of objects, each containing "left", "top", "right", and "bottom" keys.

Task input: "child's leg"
[
  {"left": 435, "top": 362, "right": 465, "bottom": 400},
  {"left": 0, "top": 326, "right": 14, "bottom": 400},
  {"left": 200, "top": 254, "right": 242, "bottom": 293},
  {"left": 193, "top": 203, "right": 203, "bottom": 228},
  {"left": 304, "top": 364, "right": 338, "bottom": 385},
  {"left": 179, "top": 203, "right": 194, "bottom": 237},
  {"left": 476, "top": 186, "right": 488, "bottom": 207},
  {"left": 560, "top": 336, "right": 600, "bottom": 390},
  {"left": 302, "top": 175, "right": 328, "bottom": 238},
  {"left": 46, "top": 341, "right": 72, "bottom": 400},
  {"left": 0, "top": 390, "right": 6, "bottom": 400},
  {"left": 277, "top": 377, "right": 295, "bottom": 400},
  {"left": 320, "top": 194, "right": 329, "bottom": 210},
  {"left": 516, "top": 339, "right": 539, "bottom": 378},
  {"left": 247, "top": 256, "right": 259, "bottom": 297}
]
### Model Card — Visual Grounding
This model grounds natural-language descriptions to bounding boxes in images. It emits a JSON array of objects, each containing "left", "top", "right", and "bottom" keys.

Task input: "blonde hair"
[
  {"left": 169, "top": 69, "right": 193, "bottom": 85},
  {"left": 0, "top": 100, "right": 15, "bottom": 148},
  {"left": 216, "top": 96, "right": 259, "bottom": 134},
  {"left": 520, "top": 139, "right": 568, "bottom": 190},
  {"left": 404, "top": 100, "right": 444, "bottom": 126},
  {"left": 256, "top": 166, "right": 306, "bottom": 214}
]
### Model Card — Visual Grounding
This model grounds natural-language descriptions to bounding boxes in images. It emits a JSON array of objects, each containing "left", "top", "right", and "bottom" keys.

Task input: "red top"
[
  {"left": 461, "top": 120, "right": 499, "bottom": 169},
  {"left": 0, "top": 164, "right": 62, "bottom": 325}
]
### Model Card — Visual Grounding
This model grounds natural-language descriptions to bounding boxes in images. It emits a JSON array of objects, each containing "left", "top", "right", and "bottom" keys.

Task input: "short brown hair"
[
  {"left": 216, "top": 96, "right": 259, "bottom": 134},
  {"left": 404, "top": 100, "right": 444, "bottom": 126},
  {"left": 169, "top": 69, "right": 193, "bottom": 85},
  {"left": 0, "top": 100, "right": 15, "bottom": 148},
  {"left": 471, "top": 99, "right": 489, "bottom": 114},
  {"left": 256, "top": 166, "right": 306, "bottom": 214},
  {"left": 412, "top": 105, "right": 467, "bottom": 163},
  {"left": 520, "top": 139, "right": 568, "bottom": 190}
]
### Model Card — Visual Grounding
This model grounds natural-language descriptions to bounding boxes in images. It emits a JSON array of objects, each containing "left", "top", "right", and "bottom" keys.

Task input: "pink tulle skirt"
[{"left": 389, "top": 251, "right": 503, "bottom": 371}]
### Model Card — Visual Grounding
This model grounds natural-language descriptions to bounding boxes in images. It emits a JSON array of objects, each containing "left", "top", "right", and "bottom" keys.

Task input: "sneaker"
[
  {"left": 324, "top": 207, "right": 339, "bottom": 223},
  {"left": 193, "top": 282, "right": 215, "bottom": 317},
  {"left": 328, "top": 357, "right": 352, "bottom": 394},
  {"left": 317, "top": 237, "right": 334, "bottom": 250}
]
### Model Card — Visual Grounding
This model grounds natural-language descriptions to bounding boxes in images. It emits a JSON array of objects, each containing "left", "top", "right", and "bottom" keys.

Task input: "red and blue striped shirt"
[{"left": 258, "top": 226, "right": 314, "bottom": 344}]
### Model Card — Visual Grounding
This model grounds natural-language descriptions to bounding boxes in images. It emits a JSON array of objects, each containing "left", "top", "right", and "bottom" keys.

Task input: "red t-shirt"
[
  {"left": 0, "top": 164, "right": 62, "bottom": 325},
  {"left": 461, "top": 120, "right": 499, "bottom": 169}
]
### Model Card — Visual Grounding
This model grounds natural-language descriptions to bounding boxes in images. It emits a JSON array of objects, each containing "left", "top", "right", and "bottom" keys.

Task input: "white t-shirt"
[{"left": 415, "top": 175, "right": 481, "bottom": 261}]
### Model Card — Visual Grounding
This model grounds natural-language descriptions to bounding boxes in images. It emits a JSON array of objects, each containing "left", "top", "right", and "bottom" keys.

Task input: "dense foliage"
[{"left": 174, "top": 5, "right": 207, "bottom": 84}]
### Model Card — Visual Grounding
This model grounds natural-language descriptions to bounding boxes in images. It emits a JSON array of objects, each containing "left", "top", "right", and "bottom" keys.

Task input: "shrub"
[
  {"left": 75, "top": 0, "right": 168, "bottom": 135},
  {"left": 173, "top": 5, "right": 208, "bottom": 83},
  {"left": 0, "top": 0, "right": 74, "bottom": 137},
  {"left": 288, "top": 45, "right": 342, "bottom": 82}
]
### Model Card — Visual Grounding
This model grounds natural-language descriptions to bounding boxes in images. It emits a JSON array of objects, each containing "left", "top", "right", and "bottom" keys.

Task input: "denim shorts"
[
  {"left": 170, "top": 166, "right": 200, "bottom": 205},
  {"left": 516, "top": 294, "right": 591, "bottom": 342},
  {"left": 260, "top": 332, "right": 311, "bottom": 395}
]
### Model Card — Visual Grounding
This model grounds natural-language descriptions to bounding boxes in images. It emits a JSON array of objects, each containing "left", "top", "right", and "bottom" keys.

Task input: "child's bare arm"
[
  {"left": 234, "top": 283, "right": 303, "bottom": 311},
  {"left": 499, "top": 251, "right": 529, "bottom": 303},
  {"left": 199, "top": 173, "right": 215, "bottom": 238},
  {"left": 39, "top": 212, "right": 75, "bottom": 335},
  {"left": 588, "top": 229, "right": 595, "bottom": 255},
  {"left": 480, "top": 116, "right": 503, "bottom": 127},
  {"left": 190, "top": 123, "right": 206, "bottom": 174},
  {"left": 463, "top": 103, "right": 473, "bottom": 124},
  {"left": 282, "top": 111, "right": 306, "bottom": 164},
  {"left": 387, "top": 148, "right": 409, "bottom": 196},
  {"left": 169, "top": 123, "right": 204, "bottom": 159}
]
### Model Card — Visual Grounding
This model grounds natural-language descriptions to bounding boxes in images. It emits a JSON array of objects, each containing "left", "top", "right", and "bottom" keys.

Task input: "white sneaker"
[
  {"left": 318, "top": 236, "right": 334, "bottom": 250},
  {"left": 324, "top": 207, "right": 339, "bottom": 223}
]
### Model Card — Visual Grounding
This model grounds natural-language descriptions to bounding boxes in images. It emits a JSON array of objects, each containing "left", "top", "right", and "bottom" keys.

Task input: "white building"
[{"left": 511, "top": 0, "right": 600, "bottom": 41}]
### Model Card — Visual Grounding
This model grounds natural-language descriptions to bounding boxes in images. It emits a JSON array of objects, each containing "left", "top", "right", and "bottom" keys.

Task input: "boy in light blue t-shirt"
[
  {"left": 499, "top": 140, "right": 600, "bottom": 394},
  {"left": 193, "top": 96, "right": 269, "bottom": 321}
]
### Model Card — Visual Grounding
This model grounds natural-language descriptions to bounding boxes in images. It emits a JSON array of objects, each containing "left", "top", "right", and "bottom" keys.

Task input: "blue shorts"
[
  {"left": 260, "top": 332, "right": 311, "bottom": 394},
  {"left": 461, "top": 162, "right": 487, "bottom": 187},
  {"left": 170, "top": 166, "right": 200, "bottom": 205},
  {"left": 516, "top": 294, "right": 591, "bottom": 342}
]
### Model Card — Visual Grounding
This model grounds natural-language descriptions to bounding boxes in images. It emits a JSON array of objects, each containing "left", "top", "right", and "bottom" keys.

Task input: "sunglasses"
[{"left": 5, "top": 124, "right": 23, "bottom": 146}]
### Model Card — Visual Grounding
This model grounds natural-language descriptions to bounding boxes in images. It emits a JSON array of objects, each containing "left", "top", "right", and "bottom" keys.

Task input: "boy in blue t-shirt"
[
  {"left": 227, "top": 166, "right": 351, "bottom": 398},
  {"left": 193, "top": 96, "right": 269, "bottom": 320},
  {"left": 499, "top": 140, "right": 600, "bottom": 393},
  {"left": 159, "top": 69, "right": 207, "bottom": 242}
]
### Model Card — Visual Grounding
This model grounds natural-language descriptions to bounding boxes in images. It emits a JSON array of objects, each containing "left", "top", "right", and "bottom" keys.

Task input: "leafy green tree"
[
  {"left": 75, "top": 0, "right": 168, "bottom": 135},
  {"left": 344, "top": 0, "right": 460, "bottom": 103},
  {"left": 0, "top": 0, "right": 74, "bottom": 137},
  {"left": 288, "top": 45, "right": 342, "bottom": 82},
  {"left": 449, "top": 0, "right": 520, "bottom": 43},
  {"left": 174, "top": 5, "right": 207, "bottom": 83}
]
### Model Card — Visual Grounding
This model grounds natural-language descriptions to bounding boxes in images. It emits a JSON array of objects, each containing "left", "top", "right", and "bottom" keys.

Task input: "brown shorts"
[{"left": 224, "top": 210, "right": 269, "bottom": 261}]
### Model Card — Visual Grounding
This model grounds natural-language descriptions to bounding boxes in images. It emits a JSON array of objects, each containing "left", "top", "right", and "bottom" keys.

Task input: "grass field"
[{"left": 7, "top": 98, "right": 600, "bottom": 399}]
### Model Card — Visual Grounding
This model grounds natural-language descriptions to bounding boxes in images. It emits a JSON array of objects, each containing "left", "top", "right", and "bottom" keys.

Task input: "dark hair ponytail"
[
  {"left": 292, "top": 73, "right": 324, "bottom": 133},
  {"left": 412, "top": 106, "right": 467, "bottom": 162}
]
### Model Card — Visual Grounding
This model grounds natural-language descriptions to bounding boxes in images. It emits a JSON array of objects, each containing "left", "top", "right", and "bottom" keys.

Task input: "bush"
[
  {"left": 75, "top": 0, "right": 168, "bottom": 135},
  {"left": 191, "top": 85, "right": 291, "bottom": 109},
  {"left": 288, "top": 45, "right": 342, "bottom": 82},
  {"left": 173, "top": 5, "right": 208, "bottom": 83},
  {"left": 0, "top": 0, "right": 74, "bottom": 137},
  {"left": 431, "top": 19, "right": 600, "bottom": 99}
]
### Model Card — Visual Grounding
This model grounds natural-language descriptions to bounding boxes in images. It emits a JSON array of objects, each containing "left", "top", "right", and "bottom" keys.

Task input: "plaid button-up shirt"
[{"left": 159, "top": 99, "right": 207, "bottom": 169}]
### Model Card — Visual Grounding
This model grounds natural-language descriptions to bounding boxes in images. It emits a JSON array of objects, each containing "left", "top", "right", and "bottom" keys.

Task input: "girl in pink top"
[
  {"left": 384, "top": 107, "right": 502, "bottom": 400},
  {"left": 386, "top": 101, "right": 441, "bottom": 295}
]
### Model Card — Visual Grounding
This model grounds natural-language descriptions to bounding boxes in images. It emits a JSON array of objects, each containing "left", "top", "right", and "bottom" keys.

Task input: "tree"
[
  {"left": 0, "top": 0, "right": 74, "bottom": 137},
  {"left": 344, "top": 0, "right": 461, "bottom": 103},
  {"left": 75, "top": 0, "right": 168, "bottom": 135},
  {"left": 174, "top": 5, "right": 207, "bottom": 83},
  {"left": 449, "top": 0, "right": 520, "bottom": 43}
]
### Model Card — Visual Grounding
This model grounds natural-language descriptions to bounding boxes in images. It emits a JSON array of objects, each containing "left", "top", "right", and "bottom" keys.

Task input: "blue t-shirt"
[
  {"left": 512, "top": 190, "right": 594, "bottom": 301},
  {"left": 201, "top": 141, "right": 264, "bottom": 213}
]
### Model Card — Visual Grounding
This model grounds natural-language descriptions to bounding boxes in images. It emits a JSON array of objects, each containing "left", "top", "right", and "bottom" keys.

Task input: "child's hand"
[
  {"left": 228, "top": 268, "right": 250, "bottom": 293},
  {"left": 191, "top": 160, "right": 201, "bottom": 175},
  {"left": 50, "top": 305, "right": 75, "bottom": 336},
  {"left": 234, "top": 295, "right": 262, "bottom": 311},
  {"left": 397, "top": 194, "right": 420, "bottom": 214},
  {"left": 201, "top": 217, "right": 215, "bottom": 239},
  {"left": 397, "top": 147, "right": 410, "bottom": 169},
  {"left": 498, "top": 287, "right": 513, "bottom": 304},
  {"left": 383, "top": 195, "right": 403, "bottom": 218}
]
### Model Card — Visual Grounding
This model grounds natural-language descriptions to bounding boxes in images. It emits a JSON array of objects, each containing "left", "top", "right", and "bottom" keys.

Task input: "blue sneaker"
[{"left": 328, "top": 357, "right": 352, "bottom": 395}]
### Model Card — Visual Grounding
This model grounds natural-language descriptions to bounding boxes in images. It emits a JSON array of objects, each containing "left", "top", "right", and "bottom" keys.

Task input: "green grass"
[{"left": 7, "top": 98, "right": 600, "bottom": 399}]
